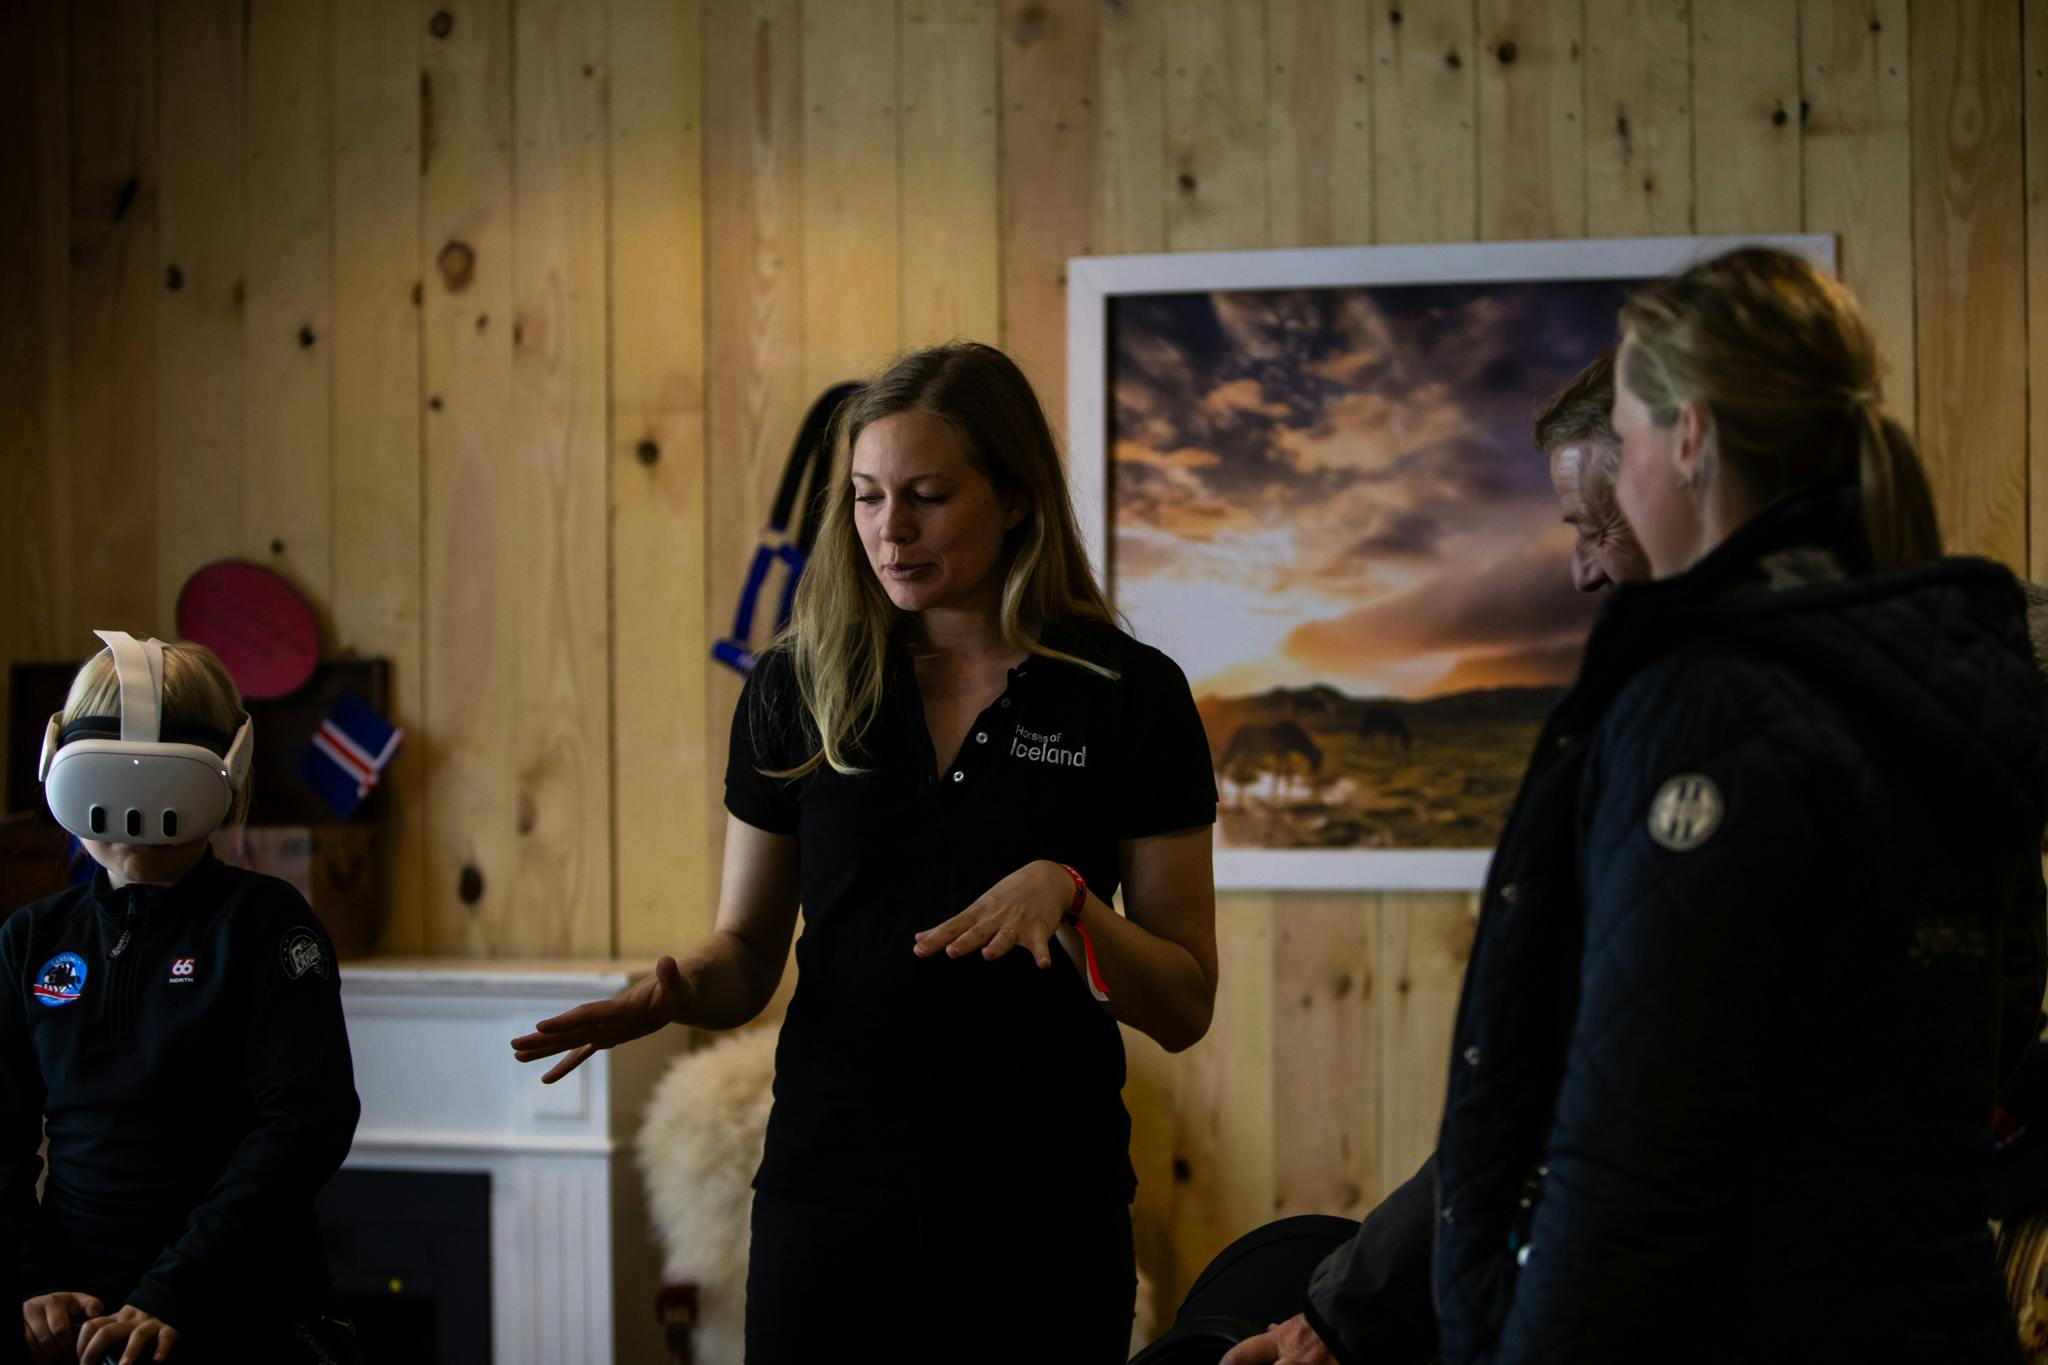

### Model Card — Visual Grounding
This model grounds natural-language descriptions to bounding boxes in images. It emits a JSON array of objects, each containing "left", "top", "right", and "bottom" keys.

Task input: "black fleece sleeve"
[
  {"left": 1301, "top": 1154, "right": 1441, "bottom": 1365},
  {"left": 0, "top": 909, "right": 48, "bottom": 1307},
  {"left": 124, "top": 892, "right": 359, "bottom": 1330}
]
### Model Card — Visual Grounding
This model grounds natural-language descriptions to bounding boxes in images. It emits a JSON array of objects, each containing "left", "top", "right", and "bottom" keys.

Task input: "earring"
[{"left": 1677, "top": 469, "right": 1694, "bottom": 492}]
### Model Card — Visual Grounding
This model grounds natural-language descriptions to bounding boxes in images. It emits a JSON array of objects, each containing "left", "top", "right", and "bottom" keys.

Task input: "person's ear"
[
  {"left": 1003, "top": 488, "right": 1029, "bottom": 531},
  {"left": 1672, "top": 399, "right": 1712, "bottom": 491}
]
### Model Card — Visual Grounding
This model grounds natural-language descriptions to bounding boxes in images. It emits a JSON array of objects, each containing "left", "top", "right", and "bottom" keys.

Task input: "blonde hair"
[
  {"left": 62, "top": 639, "right": 252, "bottom": 827},
  {"left": 776, "top": 341, "right": 1116, "bottom": 777},
  {"left": 1619, "top": 247, "right": 1941, "bottom": 569}
]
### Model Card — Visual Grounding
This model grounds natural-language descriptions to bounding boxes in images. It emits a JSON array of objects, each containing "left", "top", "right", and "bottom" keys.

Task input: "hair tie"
[{"left": 1842, "top": 388, "right": 1879, "bottom": 415}]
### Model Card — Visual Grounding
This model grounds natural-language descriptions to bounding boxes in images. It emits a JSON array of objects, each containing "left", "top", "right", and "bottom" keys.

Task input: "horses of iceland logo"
[
  {"left": 1649, "top": 774, "right": 1724, "bottom": 852},
  {"left": 279, "top": 928, "right": 329, "bottom": 981},
  {"left": 32, "top": 952, "right": 87, "bottom": 1008}
]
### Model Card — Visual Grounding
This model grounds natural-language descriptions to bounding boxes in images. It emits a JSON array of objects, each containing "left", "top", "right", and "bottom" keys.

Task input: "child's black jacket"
[{"left": 0, "top": 850, "right": 359, "bottom": 1334}]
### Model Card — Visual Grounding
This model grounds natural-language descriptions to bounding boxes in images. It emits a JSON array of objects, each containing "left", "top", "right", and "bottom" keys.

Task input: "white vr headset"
[{"left": 36, "top": 630, "right": 253, "bottom": 846}]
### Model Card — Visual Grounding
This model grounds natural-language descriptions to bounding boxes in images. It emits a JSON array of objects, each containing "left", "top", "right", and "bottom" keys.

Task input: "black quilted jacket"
[{"left": 1434, "top": 484, "right": 2048, "bottom": 1364}]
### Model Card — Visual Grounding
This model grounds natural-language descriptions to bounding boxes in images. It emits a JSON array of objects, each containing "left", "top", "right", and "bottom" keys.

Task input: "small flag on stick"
[{"left": 298, "top": 692, "right": 402, "bottom": 819}]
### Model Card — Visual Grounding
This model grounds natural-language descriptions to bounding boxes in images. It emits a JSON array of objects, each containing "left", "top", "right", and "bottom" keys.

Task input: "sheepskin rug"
[{"left": 636, "top": 1022, "right": 1158, "bottom": 1363}]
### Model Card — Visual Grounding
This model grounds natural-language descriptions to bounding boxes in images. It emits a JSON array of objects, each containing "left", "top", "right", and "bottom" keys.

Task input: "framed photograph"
[{"left": 1066, "top": 235, "right": 1835, "bottom": 891}]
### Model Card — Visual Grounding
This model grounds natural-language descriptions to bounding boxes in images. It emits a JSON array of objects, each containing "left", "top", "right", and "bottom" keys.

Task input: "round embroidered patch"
[
  {"left": 32, "top": 952, "right": 87, "bottom": 1008},
  {"left": 1648, "top": 774, "right": 1724, "bottom": 852},
  {"left": 279, "top": 928, "right": 329, "bottom": 981}
]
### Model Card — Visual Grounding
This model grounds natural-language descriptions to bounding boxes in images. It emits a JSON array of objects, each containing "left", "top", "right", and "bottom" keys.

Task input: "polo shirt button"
[
  {"left": 1000, "top": 698, "right": 1012, "bottom": 708},
  {"left": 951, "top": 771, "right": 964, "bottom": 783},
  {"left": 975, "top": 732, "right": 987, "bottom": 744}
]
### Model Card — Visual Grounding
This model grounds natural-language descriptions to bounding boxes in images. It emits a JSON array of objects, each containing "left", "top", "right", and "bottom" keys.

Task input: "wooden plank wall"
[{"left": 1, "top": 0, "right": 2039, "bottom": 1316}]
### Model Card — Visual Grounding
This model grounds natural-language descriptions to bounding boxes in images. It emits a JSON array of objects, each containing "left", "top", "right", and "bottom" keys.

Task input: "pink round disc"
[{"left": 174, "top": 560, "right": 321, "bottom": 701}]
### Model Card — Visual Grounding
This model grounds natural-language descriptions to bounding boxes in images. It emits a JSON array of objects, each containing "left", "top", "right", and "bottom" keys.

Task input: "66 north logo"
[{"left": 167, "top": 957, "right": 198, "bottom": 986}]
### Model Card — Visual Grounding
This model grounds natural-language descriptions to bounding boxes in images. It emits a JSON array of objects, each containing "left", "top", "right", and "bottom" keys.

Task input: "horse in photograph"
[{"left": 1218, "top": 721, "right": 1323, "bottom": 805}]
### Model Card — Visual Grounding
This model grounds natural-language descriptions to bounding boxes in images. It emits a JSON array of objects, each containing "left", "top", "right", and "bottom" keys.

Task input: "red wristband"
[
  {"left": 1054, "top": 863, "right": 1109, "bottom": 1001},
  {"left": 1057, "top": 863, "right": 1088, "bottom": 924}
]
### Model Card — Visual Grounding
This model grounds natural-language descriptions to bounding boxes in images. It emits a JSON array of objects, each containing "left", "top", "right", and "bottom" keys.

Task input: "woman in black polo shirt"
[{"left": 513, "top": 341, "right": 1219, "bottom": 1363}]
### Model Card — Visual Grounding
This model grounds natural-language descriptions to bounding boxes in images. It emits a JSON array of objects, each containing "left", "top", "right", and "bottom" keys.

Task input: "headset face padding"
[{"left": 36, "top": 631, "right": 254, "bottom": 847}]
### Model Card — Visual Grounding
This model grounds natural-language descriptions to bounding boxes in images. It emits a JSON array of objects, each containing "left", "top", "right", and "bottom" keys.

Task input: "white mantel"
[{"left": 339, "top": 961, "right": 686, "bottom": 1365}]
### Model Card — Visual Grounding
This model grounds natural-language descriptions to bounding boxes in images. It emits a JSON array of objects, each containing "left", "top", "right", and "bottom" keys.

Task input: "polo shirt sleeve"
[
  {"left": 723, "top": 647, "right": 808, "bottom": 836},
  {"left": 1113, "top": 643, "right": 1218, "bottom": 839}
]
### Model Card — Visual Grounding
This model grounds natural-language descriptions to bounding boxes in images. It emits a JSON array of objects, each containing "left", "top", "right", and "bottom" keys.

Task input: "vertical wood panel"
[
  {"left": 1478, "top": 0, "right": 1587, "bottom": 241},
  {"left": 421, "top": 0, "right": 519, "bottom": 952},
  {"left": 1911, "top": 0, "right": 2026, "bottom": 568},
  {"left": 900, "top": 0, "right": 1001, "bottom": 347},
  {"left": 802, "top": 0, "right": 899, "bottom": 389},
  {"left": 998, "top": 0, "right": 1096, "bottom": 419},
  {"left": 69, "top": 0, "right": 159, "bottom": 638},
  {"left": 1372, "top": 0, "right": 1478, "bottom": 244},
  {"left": 704, "top": 0, "right": 805, "bottom": 915},
  {"left": 2033, "top": 0, "right": 2048, "bottom": 581},
  {"left": 1376, "top": 890, "right": 1477, "bottom": 1191},
  {"left": 156, "top": 0, "right": 245, "bottom": 630},
  {"left": 511, "top": 0, "right": 613, "bottom": 954},
  {"left": 244, "top": 0, "right": 335, "bottom": 618},
  {"left": 1267, "top": 0, "right": 1375, "bottom": 248},
  {"left": 1165, "top": 0, "right": 1268, "bottom": 251},
  {"left": 1096, "top": 0, "right": 1168, "bottom": 257},
  {"left": 1273, "top": 897, "right": 1378, "bottom": 1220},
  {"left": 1802, "top": 0, "right": 1914, "bottom": 430},
  {"left": 1693, "top": 0, "right": 1801, "bottom": 232},
  {"left": 0, "top": 0, "right": 72, "bottom": 738},
  {"left": 333, "top": 0, "right": 427, "bottom": 953},
  {"left": 1585, "top": 0, "right": 1693, "bottom": 235},
  {"left": 611, "top": 0, "right": 709, "bottom": 956}
]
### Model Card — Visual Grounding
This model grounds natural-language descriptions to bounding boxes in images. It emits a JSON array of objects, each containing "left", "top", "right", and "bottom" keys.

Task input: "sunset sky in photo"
[{"left": 1110, "top": 278, "right": 1638, "bottom": 701}]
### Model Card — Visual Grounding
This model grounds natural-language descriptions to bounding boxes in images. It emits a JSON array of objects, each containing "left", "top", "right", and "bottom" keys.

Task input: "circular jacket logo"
[
  {"left": 279, "top": 928, "right": 329, "bottom": 981},
  {"left": 1648, "top": 773, "right": 1724, "bottom": 852},
  {"left": 32, "top": 952, "right": 87, "bottom": 1007}
]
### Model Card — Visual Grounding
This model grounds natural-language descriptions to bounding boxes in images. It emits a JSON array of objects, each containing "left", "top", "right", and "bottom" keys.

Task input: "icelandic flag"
[{"left": 298, "top": 692, "right": 403, "bottom": 819}]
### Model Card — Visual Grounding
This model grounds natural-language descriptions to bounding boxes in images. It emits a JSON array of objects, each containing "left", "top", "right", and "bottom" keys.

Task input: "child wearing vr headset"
[{"left": 6, "top": 632, "right": 363, "bottom": 1365}]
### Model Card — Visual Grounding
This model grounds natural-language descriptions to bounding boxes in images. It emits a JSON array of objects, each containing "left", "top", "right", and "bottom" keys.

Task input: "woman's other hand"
[
  {"left": 74, "top": 1304, "right": 177, "bottom": 1365},
  {"left": 19, "top": 1292, "right": 100, "bottom": 1364},
  {"left": 914, "top": 860, "right": 1072, "bottom": 968},
  {"left": 1219, "top": 1314, "right": 1340, "bottom": 1365},
  {"left": 510, "top": 954, "right": 692, "bottom": 1082}
]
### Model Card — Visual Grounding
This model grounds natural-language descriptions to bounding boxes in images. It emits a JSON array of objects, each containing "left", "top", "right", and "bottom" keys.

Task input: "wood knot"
[
  {"left": 1496, "top": 40, "right": 1517, "bottom": 65},
  {"left": 1011, "top": 4, "right": 1046, "bottom": 46},
  {"left": 113, "top": 174, "right": 141, "bottom": 223},
  {"left": 1388, "top": 7, "right": 1402, "bottom": 25},
  {"left": 458, "top": 865, "right": 484, "bottom": 905},
  {"left": 428, "top": 395, "right": 444, "bottom": 411},
  {"left": 297, "top": 324, "right": 316, "bottom": 349},
  {"left": 1444, "top": 48, "right": 1462, "bottom": 69},
  {"left": 1333, "top": 971, "right": 1355, "bottom": 1000},
  {"left": 474, "top": 313, "right": 489, "bottom": 331},
  {"left": 1172, "top": 1156, "right": 1193, "bottom": 1184},
  {"left": 164, "top": 263, "right": 184, "bottom": 292},
  {"left": 636, "top": 438, "right": 661, "bottom": 466},
  {"left": 1177, "top": 171, "right": 1197, "bottom": 194},
  {"left": 517, "top": 792, "right": 536, "bottom": 835},
  {"left": 436, "top": 240, "right": 477, "bottom": 293},
  {"left": 270, "top": 538, "right": 285, "bottom": 555},
  {"left": 410, "top": 280, "right": 424, "bottom": 307},
  {"left": 429, "top": 10, "right": 455, "bottom": 39},
  {"left": 1771, "top": 103, "right": 1788, "bottom": 127}
]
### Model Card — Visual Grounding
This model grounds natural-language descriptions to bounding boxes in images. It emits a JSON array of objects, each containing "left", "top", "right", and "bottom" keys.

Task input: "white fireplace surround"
[{"left": 339, "top": 962, "right": 686, "bottom": 1365}]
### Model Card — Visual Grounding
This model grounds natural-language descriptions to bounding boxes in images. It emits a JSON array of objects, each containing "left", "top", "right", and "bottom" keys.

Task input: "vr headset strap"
[{"left": 94, "top": 630, "right": 164, "bottom": 744}]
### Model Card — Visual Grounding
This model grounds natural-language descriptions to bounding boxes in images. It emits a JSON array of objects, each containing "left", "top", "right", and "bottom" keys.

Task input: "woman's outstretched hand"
[
  {"left": 913, "top": 860, "right": 1072, "bottom": 968},
  {"left": 511, "top": 955, "right": 691, "bottom": 1083}
]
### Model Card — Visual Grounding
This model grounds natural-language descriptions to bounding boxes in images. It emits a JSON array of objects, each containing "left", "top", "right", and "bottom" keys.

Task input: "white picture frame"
[{"left": 1066, "top": 234, "right": 1835, "bottom": 891}]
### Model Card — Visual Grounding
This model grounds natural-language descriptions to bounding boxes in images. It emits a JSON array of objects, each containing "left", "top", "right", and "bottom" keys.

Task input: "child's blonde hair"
[{"left": 61, "top": 639, "right": 252, "bottom": 830}]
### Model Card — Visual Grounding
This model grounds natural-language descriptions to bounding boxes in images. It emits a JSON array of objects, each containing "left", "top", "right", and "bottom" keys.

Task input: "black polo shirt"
[{"left": 725, "top": 619, "right": 1216, "bottom": 1210}]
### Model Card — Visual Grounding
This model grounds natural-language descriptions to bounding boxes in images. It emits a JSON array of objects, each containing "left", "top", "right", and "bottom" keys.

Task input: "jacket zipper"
[{"left": 105, "top": 897, "right": 138, "bottom": 1038}]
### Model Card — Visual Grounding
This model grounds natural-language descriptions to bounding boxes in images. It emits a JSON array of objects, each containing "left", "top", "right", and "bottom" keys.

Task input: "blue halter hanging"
[{"left": 712, "top": 382, "right": 864, "bottom": 675}]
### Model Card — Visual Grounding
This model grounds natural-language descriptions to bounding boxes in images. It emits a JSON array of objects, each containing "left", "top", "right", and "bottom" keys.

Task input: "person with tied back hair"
[
  {"left": 513, "top": 341, "right": 1220, "bottom": 1364},
  {"left": 1421, "top": 246, "right": 2048, "bottom": 1363}
]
